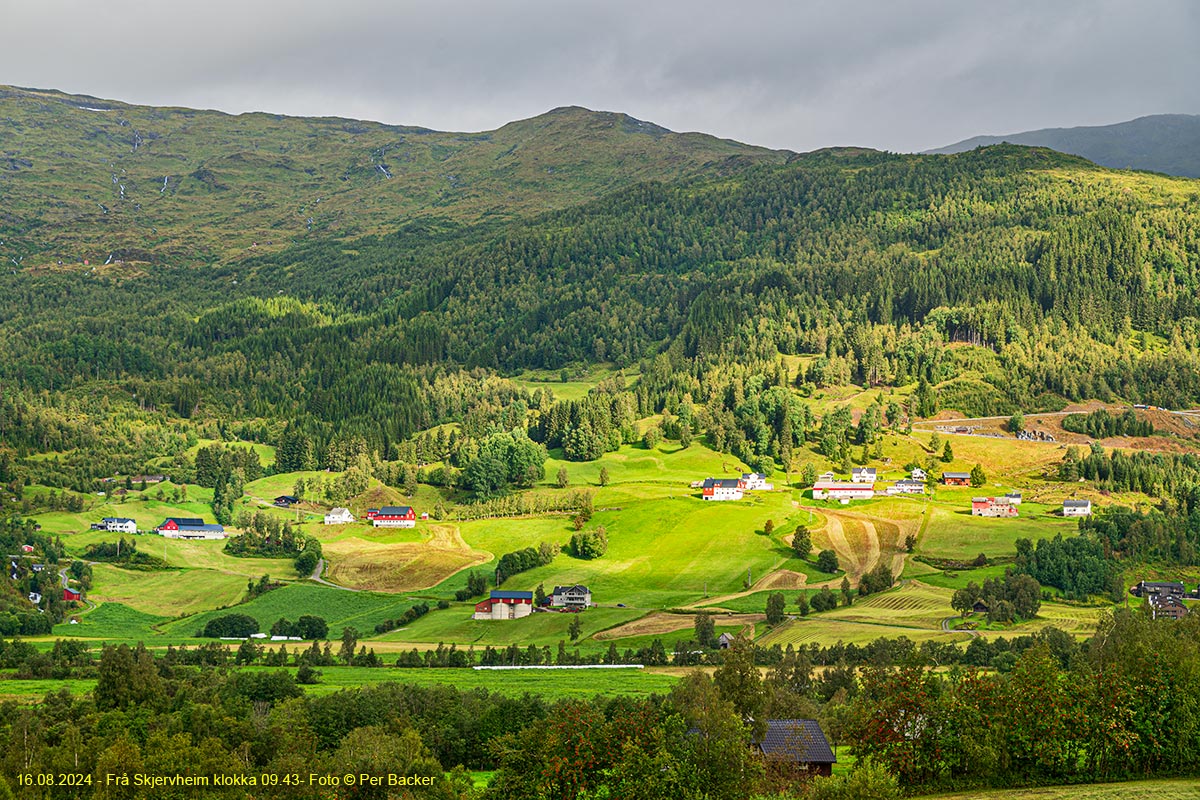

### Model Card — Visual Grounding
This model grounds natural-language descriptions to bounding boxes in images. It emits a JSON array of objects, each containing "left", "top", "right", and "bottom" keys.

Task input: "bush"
[
  {"left": 201, "top": 613, "right": 259, "bottom": 638},
  {"left": 568, "top": 527, "right": 608, "bottom": 559},
  {"left": 816, "top": 549, "right": 839, "bottom": 574},
  {"left": 804, "top": 758, "right": 900, "bottom": 800}
]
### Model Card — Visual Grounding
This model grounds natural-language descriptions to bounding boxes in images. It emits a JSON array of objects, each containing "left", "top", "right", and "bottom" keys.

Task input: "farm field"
[{"left": 916, "top": 778, "right": 1200, "bottom": 800}]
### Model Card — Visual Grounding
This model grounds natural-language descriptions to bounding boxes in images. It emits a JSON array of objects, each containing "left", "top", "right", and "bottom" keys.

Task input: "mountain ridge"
[
  {"left": 0, "top": 86, "right": 790, "bottom": 267},
  {"left": 928, "top": 113, "right": 1200, "bottom": 178}
]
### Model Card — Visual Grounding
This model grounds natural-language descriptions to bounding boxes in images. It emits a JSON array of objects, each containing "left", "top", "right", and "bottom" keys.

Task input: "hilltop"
[
  {"left": 0, "top": 86, "right": 788, "bottom": 265},
  {"left": 928, "top": 113, "right": 1200, "bottom": 177}
]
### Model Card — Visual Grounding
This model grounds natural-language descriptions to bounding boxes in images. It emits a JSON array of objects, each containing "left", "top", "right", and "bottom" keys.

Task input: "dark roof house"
[{"left": 754, "top": 719, "right": 837, "bottom": 777}]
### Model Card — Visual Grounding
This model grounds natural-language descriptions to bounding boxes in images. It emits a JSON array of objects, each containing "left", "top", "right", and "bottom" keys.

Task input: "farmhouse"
[
  {"left": 1130, "top": 581, "right": 1187, "bottom": 602},
  {"left": 971, "top": 497, "right": 1019, "bottom": 518},
  {"left": 850, "top": 467, "right": 876, "bottom": 484},
  {"left": 63, "top": 588, "right": 82, "bottom": 602},
  {"left": 324, "top": 507, "right": 355, "bottom": 525},
  {"left": 156, "top": 517, "right": 226, "bottom": 539},
  {"left": 886, "top": 479, "right": 925, "bottom": 496},
  {"left": 1063, "top": 499, "right": 1093, "bottom": 517},
  {"left": 367, "top": 506, "right": 416, "bottom": 527},
  {"left": 753, "top": 719, "right": 837, "bottom": 777},
  {"left": 1002, "top": 491, "right": 1023, "bottom": 506},
  {"left": 943, "top": 472, "right": 972, "bottom": 486},
  {"left": 273, "top": 495, "right": 300, "bottom": 507},
  {"left": 550, "top": 584, "right": 591, "bottom": 609},
  {"left": 473, "top": 590, "right": 534, "bottom": 620},
  {"left": 817, "top": 471, "right": 836, "bottom": 482},
  {"left": 702, "top": 478, "right": 745, "bottom": 501},
  {"left": 1150, "top": 595, "right": 1189, "bottom": 621},
  {"left": 910, "top": 467, "right": 927, "bottom": 481},
  {"left": 741, "top": 472, "right": 774, "bottom": 491},
  {"left": 812, "top": 481, "right": 874, "bottom": 501},
  {"left": 101, "top": 517, "right": 137, "bottom": 534}
]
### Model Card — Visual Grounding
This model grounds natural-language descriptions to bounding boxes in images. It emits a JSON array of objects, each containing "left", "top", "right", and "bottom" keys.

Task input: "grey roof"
[
  {"left": 702, "top": 478, "right": 742, "bottom": 489},
  {"left": 553, "top": 584, "right": 589, "bottom": 594},
  {"left": 944, "top": 472, "right": 971, "bottom": 479},
  {"left": 754, "top": 720, "right": 836, "bottom": 764},
  {"left": 102, "top": 517, "right": 135, "bottom": 524},
  {"left": 1063, "top": 499, "right": 1091, "bottom": 507},
  {"left": 377, "top": 505, "right": 413, "bottom": 515}
]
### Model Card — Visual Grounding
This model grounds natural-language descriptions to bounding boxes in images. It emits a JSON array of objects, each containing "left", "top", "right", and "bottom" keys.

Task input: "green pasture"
[
  {"left": 542, "top": 440, "right": 750, "bottom": 490},
  {"left": 374, "top": 606, "right": 644, "bottom": 647},
  {"left": 85, "top": 564, "right": 250, "bottom": 617},
  {"left": 54, "top": 602, "right": 169, "bottom": 639},
  {"left": 916, "top": 501, "right": 1078, "bottom": 561},
  {"left": 36, "top": 491, "right": 218, "bottom": 539},
  {"left": 917, "top": 778, "right": 1200, "bottom": 800},
  {"left": 0, "top": 679, "right": 97, "bottom": 702},
  {"left": 157, "top": 583, "right": 428, "bottom": 638}
]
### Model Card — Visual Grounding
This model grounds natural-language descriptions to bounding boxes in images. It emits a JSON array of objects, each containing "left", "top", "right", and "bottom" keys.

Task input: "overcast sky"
[{"left": 4, "top": 0, "right": 1200, "bottom": 152}]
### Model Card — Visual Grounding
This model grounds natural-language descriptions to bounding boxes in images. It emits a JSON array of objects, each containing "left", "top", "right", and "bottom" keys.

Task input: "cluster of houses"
[
  {"left": 699, "top": 473, "right": 773, "bottom": 501},
  {"left": 1130, "top": 580, "right": 1196, "bottom": 620},
  {"left": 971, "top": 494, "right": 1021, "bottom": 518},
  {"left": 472, "top": 585, "right": 593, "bottom": 620},
  {"left": 810, "top": 467, "right": 926, "bottom": 503},
  {"left": 1015, "top": 430, "right": 1056, "bottom": 442}
]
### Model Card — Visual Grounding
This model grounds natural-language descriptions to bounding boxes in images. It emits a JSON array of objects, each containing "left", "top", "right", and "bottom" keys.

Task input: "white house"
[
  {"left": 817, "top": 471, "right": 836, "bottom": 482},
  {"left": 102, "top": 517, "right": 137, "bottom": 534},
  {"left": 741, "top": 473, "right": 774, "bottom": 491},
  {"left": 551, "top": 584, "right": 591, "bottom": 609},
  {"left": 910, "top": 467, "right": 927, "bottom": 482},
  {"left": 1002, "top": 491, "right": 1023, "bottom": 506},
  {"left": 812, "top": 481, "right": 874, "bottom": 501},
  {"left": 1063, "top": 499, "right": 1093, "bottom": 517},
  {"left": 473, "top": 590, "right": 534, "bottom": 620},
  {"left": 886, "top": 479, "right": 925, "bottom": 496},
  {"left": 324, "top": 507, "right": 355, "bottom": 525},
  {"left": 851, "top": 467, "right": 877, "bottom": 484},
  {"left": 702, "top": 478, "right": 745, "bottom": 501}
]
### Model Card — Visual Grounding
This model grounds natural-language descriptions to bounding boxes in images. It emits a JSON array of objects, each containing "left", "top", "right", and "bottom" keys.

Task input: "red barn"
[
  {"left": 371, "top": 506, "right": 416, "bottom": 528},
  {"left": 63, "top": 588, "right": 82, "bottom": 602}
]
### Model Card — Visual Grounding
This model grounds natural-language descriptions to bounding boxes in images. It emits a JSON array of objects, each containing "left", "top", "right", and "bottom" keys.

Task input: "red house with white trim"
[
  {"left": 63, "top": 588, "right": 82, "bottom": 602},
  {"left": 368, "top": 506, "right": 416, "bottom": 528}
]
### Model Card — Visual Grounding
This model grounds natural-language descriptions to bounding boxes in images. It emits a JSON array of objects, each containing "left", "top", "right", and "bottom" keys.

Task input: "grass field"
[
  {"left": 55, "top": 602, "right": 169, "bottom": 639},
  {"left": 86, "top": 564, "right": 251, "bottom": 617},
  {"left": 240, "top": 664, "right": 680, "bottom": 699},
  {"left": 917, "top": 778, "right": 1200, "bottom": 800}
]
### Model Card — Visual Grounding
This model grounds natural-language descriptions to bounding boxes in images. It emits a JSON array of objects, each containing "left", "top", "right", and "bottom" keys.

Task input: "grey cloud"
[{"left": 2, "top": 0, "right": 1199, "bottom": 152}]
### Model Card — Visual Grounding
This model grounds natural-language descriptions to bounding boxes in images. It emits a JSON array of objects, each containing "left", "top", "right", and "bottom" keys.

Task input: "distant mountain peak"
[{"left": 928, "top": 114, "right": 1200, "bottom": 178}]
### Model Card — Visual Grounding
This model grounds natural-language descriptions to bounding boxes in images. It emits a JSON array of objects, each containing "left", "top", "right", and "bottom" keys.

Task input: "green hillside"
[{"left": 0, "top": 86, "right": 786, "bottom": 265}]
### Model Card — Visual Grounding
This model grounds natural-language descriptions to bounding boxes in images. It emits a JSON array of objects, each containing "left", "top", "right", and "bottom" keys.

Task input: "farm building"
[
  {"left": 718, "top": 633, "right": 736, "bottom": 649},
  {"left": 1130, "top": 580, "right": 1186, "bottom": 601},
  {"left": 273, "top": 495, "right": 300, "bottom": 507},
  {"left": 367, "top": 506, "right": 416, "bottom": 527},
  {"left": 971, "top": 497, "right": 1019, "bottom": 518},
  {"left": 63, "top": 588, "right": 82, "bottom": 602},
  {"left": 1002, "top": 491, "right": 1023, "bottom": 505},
  {"left": 1150, "top": 595, "right": 1189, "bottom": 620},
  {"left": 910, "top": 467, "right": 927, "bottom": 481},
  {"left": 943, "top": 472, "right": 972, "bottom": 486},
  {"left": 1063, "top": 499, "right": 1092, "bottom": 517},
  {"left": 741, "top": 472, "right": 774, "bottom": 490},
  {"left": 101, "top": 517, "right": 137, "bottom": 534},
  {"left": 474, "top": 590, "right": 534, "bottom": 620},
  {"left": 324, "top": 507, "right": 355, "bottom": 525},
  {"left": 753, "top": 719, "right": 837, "bottom": 777},
  {"left": 156, "top": 517, "right": 226, "bottom": 539},
  {"left": 886, "top": 479, "right": 925, "bottom": 495},
  {"left": 131, "top": 474, "right": 166, "bottom": 484},
  {"left": 817, "top": 471, "right": 836, "bottom": 482},
  {"left": 550, "top": 584, "right": 591, "bottom": 609},
  {"left": 702, "top": 478, "right": 745, "bottom": 501},
  {"left": 812, "top": 481, "right": 874, "bottom": 501},
  {"left": 851, "top": 467, "right": 876, "bottom": 484}
]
